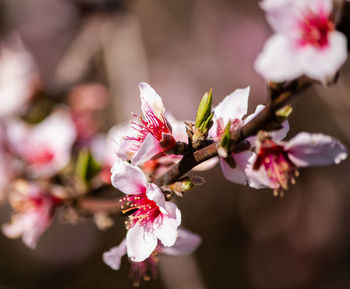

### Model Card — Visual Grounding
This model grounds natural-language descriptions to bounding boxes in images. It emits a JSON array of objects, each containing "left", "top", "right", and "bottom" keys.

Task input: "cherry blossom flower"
[
  {"left": 103, "top": 228, "right": 201, "bottom": 285},
  {"left": 255, "top": 0, "right": 347, "bottom": 82},
  {"left": 208, "top": 87, "right": 289, "bottom": 188},
  {"left": 2, "top": 181, "right": 61, "bottom": 249},
  {"left": 0, "top": 34, "right": 40, "bottom": 118},
  {"left": 253, "top": 132, "right": 348, "bottom": 196},
  {"left": 90, "top": 123, "right": 131, "bottom": 184},
  {"left": 115, "top": 82, "right": 177, "bottom": 166},
  {"left": 111, "top": 158, "right": 181, "bottom": 262},
  {"left": 7, "top": 107, "right": 76, "bottom": 178}
]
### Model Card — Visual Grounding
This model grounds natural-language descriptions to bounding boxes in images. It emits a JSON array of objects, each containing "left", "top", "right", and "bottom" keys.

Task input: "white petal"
[
  {"left": 112, "top": 136, "right": 132, "bottom": 161},
  {"left": 261, "top": 0, "right": 300, "bottom": 35},
  {"left": 164, "top": 201, "right": 181, "bottom": 226},
  {"left": 304, "top": 0, "right": 332, "bottom": 16},
  {"left": 103, "top": 239, "right": 127, "bottom": 270},
  {"left": 132, "top": 133, "right": 162, "bottom": 166},
  {"left": 213, "top": 87, "right": 250, "bottom": 125},
  {"left": 2, "top": 214, "right": 27, "bottom": 239},
  {"left": 160, "top": 228, "right": 202, "bottom": 256},
  {"left": 255, "top": 34, "right": 303, "bottom": 82},
  {"left": 31, "top": 108, "right": 76, "bottom": 155},
  {"left": 22, "top": 214, "right": 51, "bottom": 249},
  {"left": 146, "top": 183, "right": 166, "bottom": 211},
  {"left": 270, "top": 120, "right": 289, "bottom": 141},
  {"left": 235, "top": 151, "right": 273, "bottom": 189},
  {"left": 0, "top": 34, "right": 39, "bottom": 117},
  {"left": 261, "top": 0, "right": 332, "bottom": 35},
  {"left": 139, "top": 82, "right": 165, "bottom": 120},
  {"left": 299, "top": 31, "right": 347, "bottom": 82},
  {"left": 26, "top": 108, "right": 76, "bottom": 177},
  {"left": 126, "top": 224, "right": 157, "bottom": 262},
  {"left": 220, "top": 156, "right": 248, "bottom": 185},
  {"left": 154, "top": 215, "right": 179, "bottom": 247},
  {"left": 111, "top": 158, "right": 147, "bottom": 195},
  {"left": 244, "top": 105, "right": 265, "bottom": 125},
  {"left": 108, "top": 122, "right": 134, "bottom": 162},
  {"left": 285, "top": 132, "right": 348, "bottom": 167},
  {"left": 166, "top": 113, "right": 187, "bottom": 143},
  {"left": 244, "top": 105, "right": 265, "bottom": 146},
  {"left": 220, "top": 151, "right": 273, "bottom": 189},
  {"left": 242, "top": 154, "right": 275, "bottom": 189}
]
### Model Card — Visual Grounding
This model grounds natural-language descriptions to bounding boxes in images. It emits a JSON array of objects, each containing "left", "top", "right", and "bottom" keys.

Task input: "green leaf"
[
  {"left": 75, "top": 149, "right": 102, "bottom": 184},
  {"left": 218, "top": 121, "right": 232, "bottom": 158},
  {"left": 195, "top": 89, "right": 213, "bottom": 129}
]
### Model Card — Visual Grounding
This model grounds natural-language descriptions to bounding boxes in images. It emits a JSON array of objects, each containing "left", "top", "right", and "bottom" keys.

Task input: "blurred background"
[{"left": 1, "top": 0, "right": 350, "bottom": 288}]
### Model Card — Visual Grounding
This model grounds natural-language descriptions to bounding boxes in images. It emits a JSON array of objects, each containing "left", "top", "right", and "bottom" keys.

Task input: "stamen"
[
  {"left": 254, "top": 139, "right": 297, "bottom": 196},
  {"left": 120, "top": 193, "right": 162, "bottom": 230},
  {"left": 298, "top": 8, "right": 334, "bottom": 48},
  {"left": 125, "top": 105, "right": 173, "bottom": 152}
]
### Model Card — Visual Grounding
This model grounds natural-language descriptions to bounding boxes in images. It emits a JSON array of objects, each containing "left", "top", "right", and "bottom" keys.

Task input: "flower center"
[
  {"left": 254, "top": 139, "right": 298, "bottom": 197},
  {"left": 120, "top": 193, "right": 162, "bottom": 229},
  {"left": 298, "top": 9, "right": 334, "bottom": 48},
  {"left": 26, "top": 146, "right": 55, "bottom": 166},
  {"left": 125, "top": 106, "right": 173, "bottom": 152}
]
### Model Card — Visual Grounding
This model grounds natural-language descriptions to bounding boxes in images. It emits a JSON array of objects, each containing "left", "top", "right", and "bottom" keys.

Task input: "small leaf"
[
  {"left": 75, "top": 149, "right": 102, "bottom": 184},
  {"left": 195, "top": 89, "right": 213, "bottom": 129},
  {"left": 276, "top": 104, "right": 293, "bottom": 121}
]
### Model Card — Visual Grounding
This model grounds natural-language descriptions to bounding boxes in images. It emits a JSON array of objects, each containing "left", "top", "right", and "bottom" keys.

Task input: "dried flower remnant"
[
  {"left": 103, "top": 229, "right": 201, "bottom": 286},
  {"left": 253, "top": 131, "right": 348, "bottom": 196},
  {"left": 255, "top": 0, "right": 347, "bottom": 82},
  {"left": 111, "top": 158, "right": 181, "bottom": 262},
  {"left": 2, "top": 181, "right": 62, "bottom": 248}
]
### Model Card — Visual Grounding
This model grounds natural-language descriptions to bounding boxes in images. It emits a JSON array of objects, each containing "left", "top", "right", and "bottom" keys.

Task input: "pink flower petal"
[
  {"left": 213, "top": 87, "right": 250, "bottom": 125},
  {"left": 103, "top": 239, "right": 127, "bottom": 270},
  {"left": 154, "top": 215, "right": 179, "bottom": 247},
  {"left": 164, "top": 201, "right": 181, "bottom": 226},
  {"left": 285, "top": 132, "right": 348, "bottom": 167},
  {"left": 132, "top": 133, "right": 162, "bottom": 166},
  {"left": 139, "top": 82, "right": 165, "bottom": 120},
  {"left": 255, "top": 34, "right": 303, "bottom": 82},
  {"left": 126, "top": 224, "right": 157, "bottom": 262},
  {"left": 146, "top": 183, "right": 166, "bottom": 212},
  {"left": 111, "top": 158, "right": 147, "bottom": 195},
  {"left": 220, "top": 154, "right": 248, "bottom": 185},
  {"left": 160, "top": 228, "right": 201, "bottom": 256}
]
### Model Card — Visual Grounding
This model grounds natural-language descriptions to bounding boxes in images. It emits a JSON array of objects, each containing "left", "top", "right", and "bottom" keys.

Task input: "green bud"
[
  {"left": 198, "top": 111, "right": 214, "bottom": 134},
  {"left": 75, "top": 149, "right": 102, "bottom": 184},
  {"left": 163, "top": 176, "right": 205, "bottom": 197},
  {"left": 195, "top": 89, "right": 213, "bottom": 129},
  {"left": 276, "top": 104, "right": 293, "bottom": 122},
  {"left": 218, "top": 122, "right": 232, "bottom": 158}
]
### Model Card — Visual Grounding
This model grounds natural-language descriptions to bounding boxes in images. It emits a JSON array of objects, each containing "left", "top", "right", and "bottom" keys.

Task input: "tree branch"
[{"left": 155, "top": 78, "right": 312, "bottom": 187}]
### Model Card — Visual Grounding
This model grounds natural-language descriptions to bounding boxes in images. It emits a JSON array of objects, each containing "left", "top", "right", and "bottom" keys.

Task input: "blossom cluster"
[{"left": 0, "top": 0, "right": 349, "bottom": 286}]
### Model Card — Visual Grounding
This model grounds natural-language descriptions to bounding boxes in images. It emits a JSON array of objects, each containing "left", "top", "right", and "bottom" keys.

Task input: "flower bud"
[{"left": 195, "top": 89, "right": 213, "bottom": 130}]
